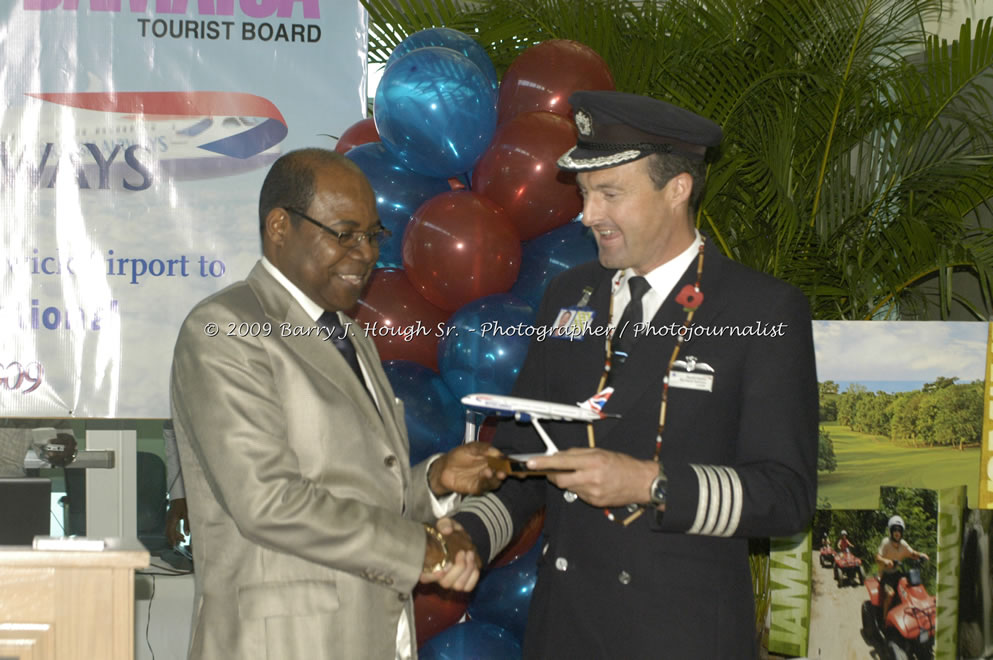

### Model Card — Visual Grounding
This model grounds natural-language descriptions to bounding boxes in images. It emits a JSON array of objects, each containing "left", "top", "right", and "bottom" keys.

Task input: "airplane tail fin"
[{"left": 578, "top": 387, "right": 614, "bottom": 416}]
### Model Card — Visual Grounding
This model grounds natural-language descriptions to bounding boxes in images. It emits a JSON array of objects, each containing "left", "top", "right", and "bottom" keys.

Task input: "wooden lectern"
[{"left": 0, "top": 545, "right": 149, "bottom": 660}]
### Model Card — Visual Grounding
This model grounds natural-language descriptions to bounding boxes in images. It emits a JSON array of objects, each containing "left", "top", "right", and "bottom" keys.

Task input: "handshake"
[
  {"left": 417, "top": 441, "right": 510, "bottom": 592},
  {"left": 419, "top": 517, "right": 483, "bottom": 592}
]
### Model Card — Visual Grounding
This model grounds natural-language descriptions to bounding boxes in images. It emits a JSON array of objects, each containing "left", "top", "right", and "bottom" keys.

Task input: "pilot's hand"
[
  {"left": 429, "top": 443, "right": 507, "bottom": 496},
  {"left": 883, "top": 558, "right": 895, "bottom": 569},
  {"left": 527, "top": 448, "right": 658, "bottom": 508}
]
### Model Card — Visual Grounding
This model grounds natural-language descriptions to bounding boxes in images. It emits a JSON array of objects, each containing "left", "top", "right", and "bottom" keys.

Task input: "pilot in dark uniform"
[{"left": 450, "top": 91, "right": 819, "bottom": 658}]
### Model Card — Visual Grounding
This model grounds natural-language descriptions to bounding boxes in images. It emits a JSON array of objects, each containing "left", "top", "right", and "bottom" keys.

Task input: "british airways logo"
[
  {"left": 29, "top": 91, "right": 288, "bottom": 158},
  {"left": 1, "top": 91, "right": 287, "bottom": 190},
  {"left": 579, "top": 387, "right": 614, "bottom": 414}
]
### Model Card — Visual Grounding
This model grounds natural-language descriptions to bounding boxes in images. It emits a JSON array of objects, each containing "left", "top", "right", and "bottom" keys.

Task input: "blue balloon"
[
  {"left": 511, "top": 218, "right": 598, "bottom": 308},
  {"left": 387, "top": 27, "right": 499, "bottom": 93},
  {"left": 375, "top": 47, "right": 497, "bottom": 178},
  {"left": 437, "top": 294, "right": 535, "bottom": 400},
  {"left": 467, "top": 535, "right": 541, "bottom": 644},
  {"left": 344, "top": 142, "right": 451, "bottom": 268},
  {"left": 382, "top": 360, "right": 465, "bottom": 465},
  {"left": 419, "top": 620, "right": 522, "bottom": 660}
]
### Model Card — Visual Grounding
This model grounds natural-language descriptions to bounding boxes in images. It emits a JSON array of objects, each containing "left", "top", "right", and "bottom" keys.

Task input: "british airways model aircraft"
[{"left": 461, "top": 392, "right": 617, "bottom": 463}]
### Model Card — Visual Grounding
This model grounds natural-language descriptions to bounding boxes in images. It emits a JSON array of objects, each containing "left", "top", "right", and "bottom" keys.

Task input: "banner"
[
  {"left": 981, "top": 322, "right": 993, "bottom": 508},
  {"left": 1, "top": 0, "right": 368, "bottom": 418},
  {"left": 768, "top": 321, "right": 988, "bottom": 657},
  {"left": 801, "top": 486, "right": 960, "bottom": 659},
  {"left": 812, "top": 321, "right": 989, "bottom": 509}
]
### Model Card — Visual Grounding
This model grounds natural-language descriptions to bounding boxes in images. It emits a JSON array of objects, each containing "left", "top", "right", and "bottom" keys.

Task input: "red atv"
[
  {"left": 861, "top": 558, "right": 936, "bottom": 660},
  {"left": 819, "top": 543, "right": 835, "bottom": 568},
  {"left": 833, "top": 547, "right": 864, "bottom": 587}
]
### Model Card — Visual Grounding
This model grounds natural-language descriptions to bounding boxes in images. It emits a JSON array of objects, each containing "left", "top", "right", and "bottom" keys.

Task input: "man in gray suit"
[{"left": 170, "top": 148, "right": 502, "bottom": 660}]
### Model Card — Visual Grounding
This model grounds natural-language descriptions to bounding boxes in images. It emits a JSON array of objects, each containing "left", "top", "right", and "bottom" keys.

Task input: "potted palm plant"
[{"left": 361, "top": 0, "right": 993, "bottom": 320}]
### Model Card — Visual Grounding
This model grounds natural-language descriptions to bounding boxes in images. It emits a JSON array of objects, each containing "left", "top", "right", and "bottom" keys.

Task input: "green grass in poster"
[{"left": 815, "top": 421, "right": 980, "bottom": 509}]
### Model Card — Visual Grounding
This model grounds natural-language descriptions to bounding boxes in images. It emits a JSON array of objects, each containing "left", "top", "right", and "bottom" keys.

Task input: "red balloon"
[
  {"left": 403, "top": 191, "right": 522, "bottom": 311},
  {"left": 497, "top": 39, "right": 614, "bottom": 125},
  {"left": 413, "top": 583, "right": 469, "bottom": 647},
  {"left": 474, "top": 416, "right": 499, "bottom": 444},
  {"left": 349, "top": 268, "right": 449, "bottom": 370},
  {"left": 335, "top": 117, "right": 379, "bottom": 153},
  {"left": 472, "top": 112, "right": 583, "bottom": 240},
  {"left": 491, "top": 507, "right": 545, "bottom": 568}
]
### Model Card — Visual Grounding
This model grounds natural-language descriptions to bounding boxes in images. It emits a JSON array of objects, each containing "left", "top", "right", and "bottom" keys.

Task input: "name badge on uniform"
[
  {"left": 668, "top": 355, "right": 714, "bottom": 392},
  {"left": 551, "top": 307, "right": 594, "bottom": 340}
]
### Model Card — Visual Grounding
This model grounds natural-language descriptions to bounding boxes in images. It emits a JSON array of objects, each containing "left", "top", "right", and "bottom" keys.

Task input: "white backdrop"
[{"left": 1, "top": 0, "right": 369, "bottom": 418}]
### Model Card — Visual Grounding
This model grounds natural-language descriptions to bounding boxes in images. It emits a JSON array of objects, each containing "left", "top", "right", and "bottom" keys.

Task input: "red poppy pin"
[{"left": 675, "top": 284, "right": 703, "bottom": 311}]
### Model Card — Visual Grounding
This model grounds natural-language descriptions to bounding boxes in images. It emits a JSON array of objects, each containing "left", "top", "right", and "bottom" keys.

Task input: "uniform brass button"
[
  {"left": 384, "top": 455, "right": 398, "bottom": 467},
  {"left": 555, "top": 557, "right": 568, "bottom": 571},
  {"left": 618, "top": 571, "right": 631, "bottom": 585},
  {"left": 563, "top": 490, "right": 578, "bottom": 503}
]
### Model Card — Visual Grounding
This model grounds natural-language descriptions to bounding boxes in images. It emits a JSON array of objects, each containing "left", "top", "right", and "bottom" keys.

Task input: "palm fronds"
[{"left": 360, "top": 0, "right": 993, "bottom": 319}]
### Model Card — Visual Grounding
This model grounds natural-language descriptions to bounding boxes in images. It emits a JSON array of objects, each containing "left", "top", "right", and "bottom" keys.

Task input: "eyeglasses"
[{"left": 284, "top": 207, "right": 390, "bottom": 248}]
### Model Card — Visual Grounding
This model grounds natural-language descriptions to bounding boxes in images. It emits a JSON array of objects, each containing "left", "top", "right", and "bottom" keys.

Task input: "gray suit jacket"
[{"left": 171, "top": 262, "right": 435, "bottom": 660}]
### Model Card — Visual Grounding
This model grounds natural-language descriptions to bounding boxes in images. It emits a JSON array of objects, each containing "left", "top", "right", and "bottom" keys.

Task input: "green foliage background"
[{"left": 361, "top": 0, "right": 993, "bottom": 320}]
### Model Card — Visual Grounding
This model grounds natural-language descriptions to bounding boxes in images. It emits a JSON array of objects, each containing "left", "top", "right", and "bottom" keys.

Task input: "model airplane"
[{"left": 461, "top": 392, "right": 617, "bottom": 459}]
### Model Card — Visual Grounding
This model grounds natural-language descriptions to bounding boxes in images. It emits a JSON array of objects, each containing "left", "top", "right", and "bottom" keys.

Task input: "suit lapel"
[
  {"left": 568, "top": 269, "right": 614, "bottom": 400},
  {"left": 348, "top": 319, "right": 408, "bottom": 445},
  {"left": 247, "top": 264, "right": 387, "bottom": 430}
]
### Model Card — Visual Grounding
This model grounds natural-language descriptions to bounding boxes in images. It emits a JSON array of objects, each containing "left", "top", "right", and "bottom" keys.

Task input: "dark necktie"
[
  {"left": 608, "top": 276, "right": 651, "bottom": 384},
  {"left": 317, "top": 311, "right": 365, "bottom": 385}
]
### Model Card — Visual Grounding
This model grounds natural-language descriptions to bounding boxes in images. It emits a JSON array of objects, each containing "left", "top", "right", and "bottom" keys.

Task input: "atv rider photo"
[
  {"left": 876, "top": 515, "right": 929, "bottom": 620},
  {"left": 837, "top": 529, "right": 855, "bottom": 553}
]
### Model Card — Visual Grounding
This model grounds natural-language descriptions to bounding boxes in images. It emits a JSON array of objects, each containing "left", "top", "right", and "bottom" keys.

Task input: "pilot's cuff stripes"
[
  {"left": 687, "top": 464, "right": 743, "bottom": 537},
  {"left": 457, "top": 494, "right": 514, "bottom": 563}
]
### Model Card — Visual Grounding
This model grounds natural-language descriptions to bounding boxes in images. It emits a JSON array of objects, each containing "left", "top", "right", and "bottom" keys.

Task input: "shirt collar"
[
  {"left": 261, "top": 257, "right": 328, "bottom": 323},
  {"left": 611, "top": 230, "right": 703, "bottom": 297}
]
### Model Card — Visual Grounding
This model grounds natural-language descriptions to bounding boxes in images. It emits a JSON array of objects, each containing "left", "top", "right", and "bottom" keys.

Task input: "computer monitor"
[{"left": 0, "top": 477, "right": 52, "bottom": 545}]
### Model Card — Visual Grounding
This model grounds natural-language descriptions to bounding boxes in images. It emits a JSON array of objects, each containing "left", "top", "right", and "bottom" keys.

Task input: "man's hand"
[
  {"left": 165, "top": 497, "right": 189, "bottom": 547},
  {"left": 429, "top": 442, "right": 506, "bottom": 496},
  {"left": 419, "top": 518, "right": 482, "bottom": 591},
  {"left": 526, "top": 448, "right": 658, "bottom": 508}
]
